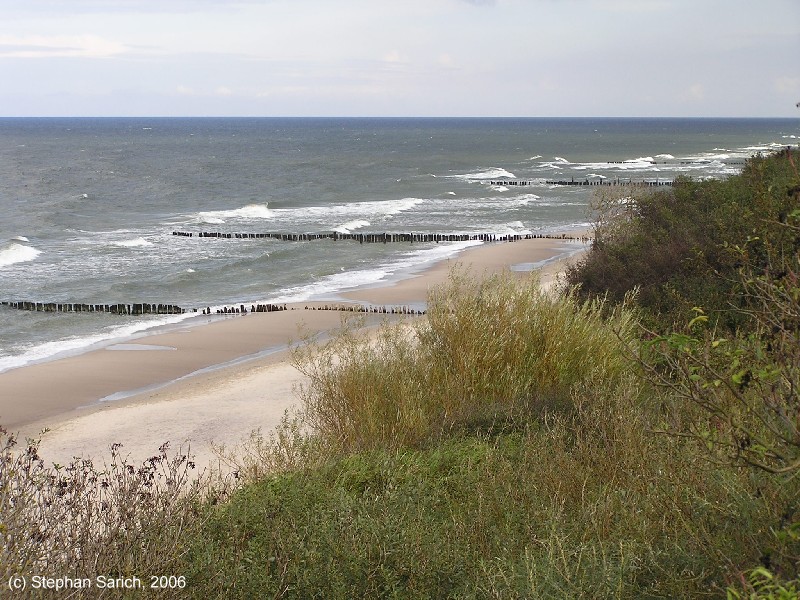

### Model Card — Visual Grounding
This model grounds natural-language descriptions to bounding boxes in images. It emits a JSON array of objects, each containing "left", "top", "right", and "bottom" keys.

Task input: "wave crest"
[
  {"left": 113, "top": 237, "right": 152, "bottom": 248},
  {"left": 334, "top": 219, "right": 371, "bottom": 234},
  {"left": 198, "top": 203, "right": 274, "bottom": 223},
  {"left": 0, "top": 242, "right": 41, "bottom": 268}
]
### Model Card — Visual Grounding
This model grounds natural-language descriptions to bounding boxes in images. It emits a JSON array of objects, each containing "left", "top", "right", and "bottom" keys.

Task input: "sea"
[{"left": 1, "top": 117, "right": 798, "bottom": 373}]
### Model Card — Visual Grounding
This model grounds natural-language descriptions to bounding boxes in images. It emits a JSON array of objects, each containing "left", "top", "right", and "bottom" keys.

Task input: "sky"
[{"left": 0, "top": 0, "right": 798, "bottom": 117}]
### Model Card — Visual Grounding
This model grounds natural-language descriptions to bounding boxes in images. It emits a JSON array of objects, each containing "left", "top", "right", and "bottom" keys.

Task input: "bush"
[
  {"left": 0, "top": 428, "right": 220, "bottom": 599},
  {"left": 567, "top": 150, "right": 800, "bottom": 331}
]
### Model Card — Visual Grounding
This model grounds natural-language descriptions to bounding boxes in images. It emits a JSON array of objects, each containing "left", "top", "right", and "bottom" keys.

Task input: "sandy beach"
[{"left": 1, "top": 234, "right": 587, "bottom": 470}]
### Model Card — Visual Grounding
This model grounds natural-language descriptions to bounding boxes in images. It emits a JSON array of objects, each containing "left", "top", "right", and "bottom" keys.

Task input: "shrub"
[
  {"left": 567, "top": 150, "right": 800, "bottom": 331},
  {"left": 0, "top": 427, "right": 220, "bottom": 599}
]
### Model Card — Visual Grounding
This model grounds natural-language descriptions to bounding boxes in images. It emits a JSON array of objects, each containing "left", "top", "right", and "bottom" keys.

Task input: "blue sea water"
[{"left": 0, "top": 117, "right": 797, "bottom": 372}]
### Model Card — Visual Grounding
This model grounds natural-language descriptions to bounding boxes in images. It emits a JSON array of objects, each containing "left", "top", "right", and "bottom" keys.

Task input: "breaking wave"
[{"left": 0, "top": 242, "right": 41, "bottom": 268}]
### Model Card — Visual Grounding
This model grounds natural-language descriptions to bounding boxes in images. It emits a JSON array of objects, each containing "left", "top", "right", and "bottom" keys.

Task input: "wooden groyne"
[
  {"left": 487, "top": 178, "right": 674, "bottom": 187},
  {"left": 304, "top": 304, "right": 425, "bottom": 316},
  {"left": 543, "top": 178, "right": 674, "bottom": 187},
  {"left": 172, "top": 231, "right": 591, "bottom": 244},
  {"left": 206, "top": 303, "right": 426, "bottom": 316},
  {"left": 204, "top": 303, "right": 288, "bottom": 315},
  {"left": 1, "top": 301, "right": 189, "bottom": 315},
  {"left": 1, "top": 300, "right": 426, "bottom": 317}
]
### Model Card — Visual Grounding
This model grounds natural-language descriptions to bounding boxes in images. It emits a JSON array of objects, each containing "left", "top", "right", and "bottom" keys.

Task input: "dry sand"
[{"left": 1, "top": 235, "right": 588, "bottom": 470}]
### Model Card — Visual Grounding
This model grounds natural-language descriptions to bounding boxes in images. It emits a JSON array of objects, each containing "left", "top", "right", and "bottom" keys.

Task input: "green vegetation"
[
  {"left": 566, "top": 150, "right": 800, "bottom": 332},
  {"left": 1, "top": 149, "right": 798, "bottom": 598}
]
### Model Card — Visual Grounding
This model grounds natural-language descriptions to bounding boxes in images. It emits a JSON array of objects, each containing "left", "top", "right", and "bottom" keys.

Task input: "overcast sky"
[{"left": 0, "top": 0, "right": 798, "bottom": 117}]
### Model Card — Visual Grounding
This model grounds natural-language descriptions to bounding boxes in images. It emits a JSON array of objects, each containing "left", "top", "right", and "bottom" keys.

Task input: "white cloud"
[{"left": 0, "top": 34, "right": 127, "bottom": 58}]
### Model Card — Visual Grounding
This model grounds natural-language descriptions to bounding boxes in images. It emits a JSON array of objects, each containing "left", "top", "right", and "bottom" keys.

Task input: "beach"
[{"left": 1, "top": 235, "right": 587, "bottom": 470}]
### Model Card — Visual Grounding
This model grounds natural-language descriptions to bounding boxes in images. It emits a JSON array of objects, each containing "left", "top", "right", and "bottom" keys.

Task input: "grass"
[{"left": 292, "top": 268, "right": 637, "bottom": 453}]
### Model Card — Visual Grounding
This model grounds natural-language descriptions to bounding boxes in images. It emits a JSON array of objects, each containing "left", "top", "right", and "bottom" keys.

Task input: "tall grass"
[{"left": 292, "top": 268, "right": 637, "bottom": 453}]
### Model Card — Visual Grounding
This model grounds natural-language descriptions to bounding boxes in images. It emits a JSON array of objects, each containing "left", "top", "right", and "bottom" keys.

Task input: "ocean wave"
[
  {"left": 493, "top": 221, "right": 532, "bottom": 236},
  {"left": 457, "top": 167, "right": 516, "bottom": 180},
  {"left": 198, "top": 215, "right": 225, "bottom": 225},
  {"left": 113, "top": 237, "right": 152, "bottom": 248},
  {"left": 194, "top": 198, "right": 424, "bottom": 229},
  {"left": 0, "top": 242, "right": 42, "bottom": 268},
  {"left": 198, "top": 203, "right": 274, "bottom": 223},
  {"left": 0, "top": 312, "right": 195, "bottom": 374},
  {"left": 11, "top": 235, "right": 30, "bottom": 242},
  {"left": 292, "top": 198, "right": 426, "bottom": 222},
  {"left": 507, "top": 193, "right": 540, "bottom": 207},
  {"left": 268, "top": 240, "right": 482, "bottom": 304},
  {"left": 334, "top": 219, "right": 371, "bottom": 234}
]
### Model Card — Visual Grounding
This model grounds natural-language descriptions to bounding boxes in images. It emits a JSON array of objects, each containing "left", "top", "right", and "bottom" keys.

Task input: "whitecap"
[
  {"left": 334, "top": 219, "right": 371, "bottom": 234},
  {"left": 198, "top": 215, "right": 225, "bottom": 225},
  {"left": 11, "top": 235, "right": 29, "bottom": 242},
  {"left": 458, "top": 167, "right": 516, "bottom": 180},
  {"left": 654, "top": 154, "right": 675, "bottom": 160},
  {"left": 497, "top": 222, "right": 532, "bottom": 236},
  {"left": 199, "top": 203, "right": 274, "bottom": 222},
  {"left": 113, "top": 237, "right": 152, "bottom": 248},
  {"left": 0, "top": 242, "right": 42, "bottom": 268}
]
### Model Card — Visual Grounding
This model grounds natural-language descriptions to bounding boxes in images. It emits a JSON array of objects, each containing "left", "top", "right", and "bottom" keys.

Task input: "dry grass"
[{"left": 292, "top": 268, "right": 637, "bottom": 453}]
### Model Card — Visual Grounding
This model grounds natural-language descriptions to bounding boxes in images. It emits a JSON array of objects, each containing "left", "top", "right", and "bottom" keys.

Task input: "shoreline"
[{"left": 2, "top": 233, "right": 589, "bottom": 469}]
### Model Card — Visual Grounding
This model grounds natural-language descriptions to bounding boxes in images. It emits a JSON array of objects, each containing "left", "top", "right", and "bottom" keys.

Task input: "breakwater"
[
  {"left": 171, "top": 231, "right": 590, "bottom": 243},
  {"left": 1, "top": 301, "right": 189, "bottom": 315},
  {"left": 544, "top": 178, "right": 674, "bottom": 187},
  {"left": 207, "top": 303, "right": 425, "bottom": 316},
  {"left": 1, "top": 299, "right": 425, "bottom": 318},
  {"left": 487, "top": 178, "right": 675, "bottom": 187}
]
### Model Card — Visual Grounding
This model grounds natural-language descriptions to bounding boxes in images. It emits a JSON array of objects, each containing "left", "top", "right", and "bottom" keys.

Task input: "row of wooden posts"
[
  {"left": 304, "top": 304, "right": 425, "bottom": 315},
  {"left": 205, "top": 303, "right": 287, "bottom": 315},
  {"left": 0, "top": 301, "right": 189, "bottom": 315},
  {"left": 544, "top": 178, "right": 675, "bottom": 187},
  {"left": 487, "top": 178, "right": 676, "bottom": 187},
  {"left": 204, "top": 303, "right": 426, "bottom": 316},
  {"left": 172, "top": 231, "right": 589, "bottom": 243},
  {"left": 1, "top": 300, "right": 424, "bottom": 317}
]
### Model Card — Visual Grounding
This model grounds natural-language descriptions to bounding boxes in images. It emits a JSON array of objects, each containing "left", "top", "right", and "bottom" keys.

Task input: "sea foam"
[
  {"left": 198, "top": 203, "right": 274, "bottom": 223},
  {"left": 113, "top": 237, "right": 152, "bottom": 248},
  {"left": 334, "top": 220, "right": 371, "bottom": 234},
  {"left": 0, "top": 242, "right": 42, "bottom": 268}
]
